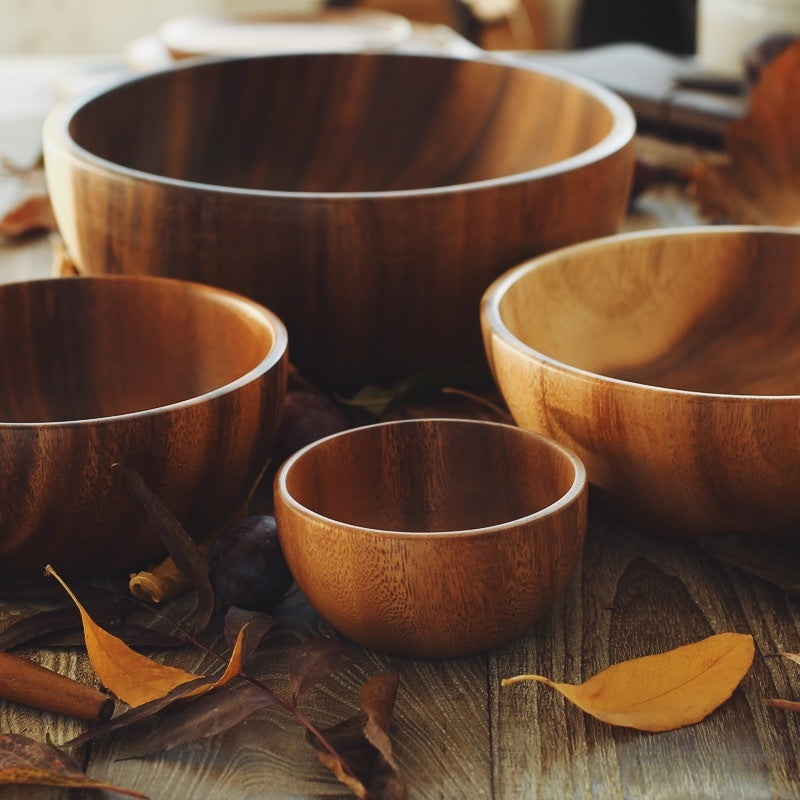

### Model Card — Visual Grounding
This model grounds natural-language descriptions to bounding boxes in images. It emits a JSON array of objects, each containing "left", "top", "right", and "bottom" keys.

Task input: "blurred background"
[{"left": 0, "top": 0, "right": 698, "bottom": 56}]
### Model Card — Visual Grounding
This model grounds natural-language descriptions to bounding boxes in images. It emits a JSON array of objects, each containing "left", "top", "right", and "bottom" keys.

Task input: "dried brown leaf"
[
  {"left": 223, "top": 607, "right": 275, "bottom": 662},
  {"left": 119, "top": 683, "right": 279, "bottom": 758},
  {"left": 308, "top": 671, "right": 406, "bottom": 800},
  {"left": 502, "top": 633, "right": 754, "bottom": 732},
  {"left": 288, "top": 637, "right": 352, "bottom": 705},
  {"left": 700, "top": 534, "right": 800, "bottom": 597},
  {"left": 0, "top": 733, "right": 147, "bottom": 797},
  {"left": 688, "top": 40, "right": 800, "bottom": 224},
  {"left": 65, "top": 675, "right": 214, "bottom": 747}
]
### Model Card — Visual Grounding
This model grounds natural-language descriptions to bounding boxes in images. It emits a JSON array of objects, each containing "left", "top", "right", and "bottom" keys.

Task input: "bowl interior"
[
  {"left": 0, "top": 277, "right": 276, "bottom": 422},
  {"left": 496, "top": 228, "right": 800, "bottom": 395},
  {"left": 68, "top": 53, "right": 618, "bottom": 193},
  {"left": 282, "top": 418, "right": 580, "bottom": 532}
]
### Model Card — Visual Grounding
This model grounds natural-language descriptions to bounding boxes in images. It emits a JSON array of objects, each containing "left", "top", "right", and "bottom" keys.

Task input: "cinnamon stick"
[{"left": 0, "top": 651, "right": 114, "bottom": 722}]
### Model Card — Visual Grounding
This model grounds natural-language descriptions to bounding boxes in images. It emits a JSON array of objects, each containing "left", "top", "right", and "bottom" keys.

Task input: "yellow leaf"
[
  {"left": 502, "top": 632, "right": 754, "bottom": 732},
  {"left": 46, "top": 565, "right": 202, "bottom": 707}
]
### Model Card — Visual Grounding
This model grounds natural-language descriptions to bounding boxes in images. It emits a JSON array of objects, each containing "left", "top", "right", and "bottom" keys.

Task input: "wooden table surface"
[{"left": 3, "top": 56, "right": 800, "bottom": 800}]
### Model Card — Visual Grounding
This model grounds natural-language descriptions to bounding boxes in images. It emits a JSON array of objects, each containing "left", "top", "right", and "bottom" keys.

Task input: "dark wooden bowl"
[
  {"left": 0, "top": 275, "right": 287, "bottom": 577},
  {"left": 44, "top": 52, "right": 635, "bottom": 392},
  {"left": 482, "top": 226, "right": 800, "bottom": 540},
  {"left": 274, "top": 418, "right": 586, "bottom": 658}
]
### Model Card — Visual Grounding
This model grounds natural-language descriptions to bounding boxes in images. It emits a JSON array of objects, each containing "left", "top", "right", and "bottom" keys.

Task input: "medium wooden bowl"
[
  {"left": 481, "top": 226, "right": 800, "bottom": 540},
  {"left": 0, "top": 275, "right": 287, "bottom": 577},
  {"left": 273, "top": 418, "right": 586, "bottom": 658},
  {"left": 43, "top": 52, "right": 635, "bottom": 393}
]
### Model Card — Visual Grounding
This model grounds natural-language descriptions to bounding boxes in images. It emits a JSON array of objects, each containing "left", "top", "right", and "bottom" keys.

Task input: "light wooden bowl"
[
  {"left": 43, "top": 52, "right": 635, "bottom": 392},
  {"left": 273, "top": 418, "right": 586, "bottom": 658},
  {"left": 0, "top": 275, "right": 287, "bottom": 577},
  {"left": 482, "top": 226, "right": 800, "bottom": 540}
]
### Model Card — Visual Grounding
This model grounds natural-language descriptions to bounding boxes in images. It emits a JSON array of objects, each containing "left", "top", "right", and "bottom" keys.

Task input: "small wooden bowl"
[
  {"left": 481, "top": 226, "right": 800, "bottom": 540},
  {"left": 43, "top": 52, "right": 635, "bottom": 392},
  {"left": 0, "top": 275, "right": 287, "bottom": 577},
  {"left": 274, "top": 418, "right": 586, "bottom": 658}
]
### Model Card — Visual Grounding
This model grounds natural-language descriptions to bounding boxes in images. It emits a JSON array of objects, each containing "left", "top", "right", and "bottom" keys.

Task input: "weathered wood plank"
[{"left": 4, "top": 512, "right": 800, "bottom": 799}]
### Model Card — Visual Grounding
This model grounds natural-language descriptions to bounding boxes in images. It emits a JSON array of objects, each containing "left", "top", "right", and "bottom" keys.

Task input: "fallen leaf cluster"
[
  {"left": 688, "top": 39, "right": 800, "bottom": 225},
  {"left": 0, "top": 466, "right": 407, "bottom": 800}
]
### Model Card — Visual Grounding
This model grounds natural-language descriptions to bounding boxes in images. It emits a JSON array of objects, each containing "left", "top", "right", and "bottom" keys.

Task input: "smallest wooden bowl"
[{"left": 274, "top": 419, "right": 586, "bottom": 658}]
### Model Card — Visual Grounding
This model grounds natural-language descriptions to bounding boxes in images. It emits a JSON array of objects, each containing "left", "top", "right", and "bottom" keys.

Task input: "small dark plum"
[
  {"left": 271, "top": 390, "right": 348, "bottom": 462},
  {"left": 208, "top": 515, "right": 293, "bottom": 614}
]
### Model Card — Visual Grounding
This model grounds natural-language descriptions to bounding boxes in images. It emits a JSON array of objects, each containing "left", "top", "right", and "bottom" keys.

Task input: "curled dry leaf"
[
  {"left": 687, "top": 40, "right": 800, "bottom": 225},
  {"left": 128, "top": 549, "right": 207, "bottom": 604},
  {"left": 0, "top": 733, "right": 147, "bottom": 797},
  {"left": 308, "top": 670, "right": 406, "bottom": 800},
  {"left": 502, "top": 632, "right": 754, "bottom": 732},
  {"left": 46, "top": 566, "right": 244, "bottom": 707}
]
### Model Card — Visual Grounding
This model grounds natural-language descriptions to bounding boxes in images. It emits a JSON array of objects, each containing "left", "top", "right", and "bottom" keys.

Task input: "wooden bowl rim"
[
  {"left": 482, "top": 223, "right": 800, "bottom": 402},
  {"left": 0, "top": 274, "right": 288, "bottom": 430},
  {"left": 44, "top": 51, "right": 635, "bottom": 200},
  {"left": 274, "top": 416, "right": 586, "bottom": 538}
]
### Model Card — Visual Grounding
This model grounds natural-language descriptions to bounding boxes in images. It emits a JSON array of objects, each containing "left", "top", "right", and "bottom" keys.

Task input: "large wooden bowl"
[
  {"left": 274, "top": 418, "right": 586, "bottom": 658},
  {"left": 0, "top": 276, "right": 287, "bottom": 577},
  {"left": 481, "top": 226, "right": 800, "bottom": 540},
  {"left": 43, "top": 52, "right": 635, "bottom": 393}
]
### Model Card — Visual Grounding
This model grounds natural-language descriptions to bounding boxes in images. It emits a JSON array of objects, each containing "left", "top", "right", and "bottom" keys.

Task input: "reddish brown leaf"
[
  {"left": 701, "top": 534, "right": 800, "bottom": 597},
  {"left": 288, "top": 637, "right": 352, "bottom": 705},
  {"left": 119, "top": 683, "right": 279, "bottom": 758},
  {"left": 688, "top": 40, "right": 800, "bottom": 224},
  {"left": 224, "top": 607, "right": 275, "bottom": 662},
  {"left": 308, "top": 671, "right": 406, "bottom": 800},
  {"left": 0, "top": 733, "right": 147, "bottom": 797},
  {"left": 65, "top": 676, "right": 214, "bottom": 747},
  {"left": 0, "top": 195, "right": 57, "bottom": 238}
]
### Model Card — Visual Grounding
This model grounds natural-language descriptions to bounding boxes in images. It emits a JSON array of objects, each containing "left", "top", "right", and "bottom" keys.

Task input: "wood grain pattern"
[
  {"left": 274, "top": 418, "right": 587, "bottom": 658},
  {"left": 3, "top": 509, "right": 800, "bottom": 799},
  {"left": 0, "top": 275, "right": 287, "bottom": 577},
  {"left": 43, "top": 52, "right": 635, "bottom": 392},
  {"left": 482, "top": 226, "right": 800, "bottom": 540}
]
